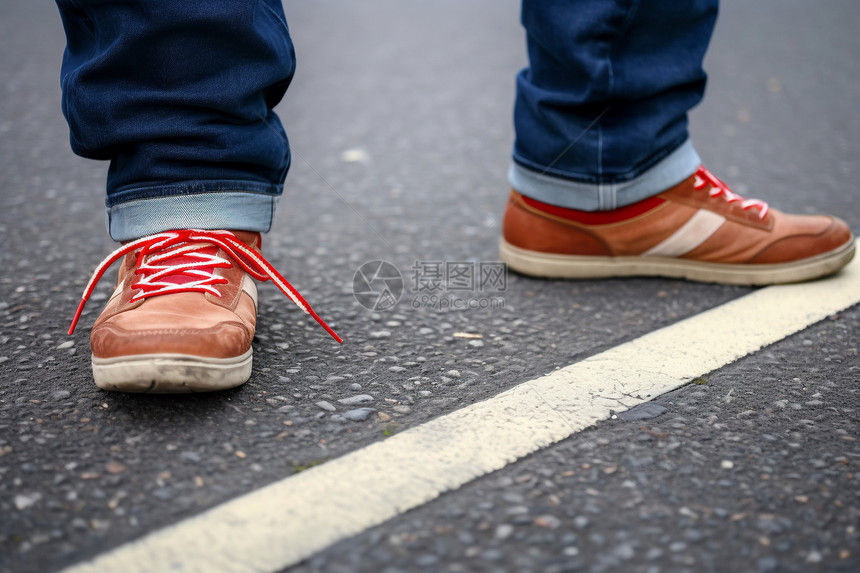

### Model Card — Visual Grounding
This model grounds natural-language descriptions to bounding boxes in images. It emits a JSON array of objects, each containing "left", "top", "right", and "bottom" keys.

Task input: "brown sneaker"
[
  {"left": 501, "top": 166, "right": 854, "bottom": 285},
  {"left": 69, "top": 230, "right": 341, "bottom": 393}
]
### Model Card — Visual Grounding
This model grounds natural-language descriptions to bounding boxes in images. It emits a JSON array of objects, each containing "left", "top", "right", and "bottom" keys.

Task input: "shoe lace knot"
[
  {"left": 694, "top": 166, "right": 769, "bottom": 219},
  {"left": 69, "top": 229, "right": 342, "bottom": 343}
]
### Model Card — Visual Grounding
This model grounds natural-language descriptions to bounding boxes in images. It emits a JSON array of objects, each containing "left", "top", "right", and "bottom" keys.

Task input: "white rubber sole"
[
  {"left": 91, "top": 349, "right": 253, "bottom": 393},
  {"left": 500, "top": 237, "right": 856, "bottom": 286}
]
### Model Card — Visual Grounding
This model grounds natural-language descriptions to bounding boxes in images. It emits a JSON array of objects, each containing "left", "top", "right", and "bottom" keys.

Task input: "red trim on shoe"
[{"left": 520, "top": 194, "right": 666, "bottom": 225}]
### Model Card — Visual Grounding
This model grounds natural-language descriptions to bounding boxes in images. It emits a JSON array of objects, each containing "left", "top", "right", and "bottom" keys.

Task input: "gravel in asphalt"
[
  {"left": 290, "top": 306, "right": 859, "bottom": 573},
  {"left": 0, "top": 0, "right": 858, "bottom": 572}
]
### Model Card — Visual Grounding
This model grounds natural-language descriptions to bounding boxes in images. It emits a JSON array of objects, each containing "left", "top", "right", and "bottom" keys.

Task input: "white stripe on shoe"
[
  {"left": 643, "top": 209, "right": 726, "bottom": 257},
  {"left": 241, "top": 273, "right": 258, "bottom": 307}
]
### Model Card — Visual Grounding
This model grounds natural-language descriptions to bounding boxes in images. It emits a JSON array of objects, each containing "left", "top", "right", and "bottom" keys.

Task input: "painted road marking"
[{"left": 62, "top": 246, "right": 860, "bottom": 573}]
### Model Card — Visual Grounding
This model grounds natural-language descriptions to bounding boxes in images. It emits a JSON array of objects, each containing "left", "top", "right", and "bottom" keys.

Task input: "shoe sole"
[
  {"left": 499, "top": 237, "right": 856, "bottom": 286},
  {"left": 91, "top": 349, "right": 253, "bottom": 393}
]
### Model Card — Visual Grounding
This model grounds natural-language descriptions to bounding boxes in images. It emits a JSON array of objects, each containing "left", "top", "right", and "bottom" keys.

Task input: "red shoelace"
[
  {"left": 694, "top": 166, "right": 769, "bottom": 219},
  {"left": 69, "top": 229, "right": 342, "bottom": 343}
]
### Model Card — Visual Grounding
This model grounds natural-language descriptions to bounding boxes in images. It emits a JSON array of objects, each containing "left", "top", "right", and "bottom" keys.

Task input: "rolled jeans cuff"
[
  {"left": 508, "top": 139, "right": 701, "bottom": 211},
  {"left": 105, "top": 191, "right": 279, "bottom": 242}
]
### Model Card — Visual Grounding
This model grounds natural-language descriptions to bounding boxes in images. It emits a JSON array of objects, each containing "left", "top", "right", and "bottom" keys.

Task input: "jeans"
[
  {"left": 55, "top": 0, "right": 295, "bottom": 240},
  {"left": 55, "top": 0, "right": 717, "bottom": 240},
  {"left": 511, "top": 0, "right": 718, "bottom": 210}
]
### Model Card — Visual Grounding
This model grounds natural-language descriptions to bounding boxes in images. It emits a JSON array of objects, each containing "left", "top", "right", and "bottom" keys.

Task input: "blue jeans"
[
  {"left": 55, "top": 0, "right": 295, "bottom": 240},
  {"left": 55, "top": 1, "right": 716, "bottom": 240},
  {"left": 511, "top": 0, "right": 718, "bottom": 210}
]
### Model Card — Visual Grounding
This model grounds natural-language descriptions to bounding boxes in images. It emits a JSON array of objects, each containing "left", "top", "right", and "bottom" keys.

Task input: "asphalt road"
[{"left": 0, "top": 1, "right": 858, "bottom": 572}]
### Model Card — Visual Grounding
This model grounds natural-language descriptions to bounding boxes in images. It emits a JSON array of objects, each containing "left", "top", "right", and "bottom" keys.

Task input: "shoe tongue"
[{"left": 229, "top": 230, "right": 261, "bottom": 251}]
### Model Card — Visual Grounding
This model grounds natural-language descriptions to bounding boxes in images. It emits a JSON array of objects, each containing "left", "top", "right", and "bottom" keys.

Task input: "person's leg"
[
  {"left": 502, "top": 0, "right": 854, "bottom": 284},
  {"left": 56, "top": 0, "right": 294, "bottom": 241},
  {"left": 511, "top": 0, "right": 713, "bottom": 210},
  {"left": 57, "top": 0, "right": 340, "bottom": 393}
]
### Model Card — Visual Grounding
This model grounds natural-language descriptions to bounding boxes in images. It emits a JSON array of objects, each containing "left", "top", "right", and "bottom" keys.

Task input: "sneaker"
[
  {"left": 69, "top": 229, "right": 341, "bottom": 393},
  {"left": 501, "top": 166, "right": 854, "bottom": 285}
]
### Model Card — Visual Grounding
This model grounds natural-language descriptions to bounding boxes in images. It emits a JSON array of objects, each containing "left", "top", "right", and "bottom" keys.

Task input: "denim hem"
[
  {"left": 508, "top": 139, "right": 701, "bottom": 211},
  {"left": 106, "top": 191, "right": 279, "bottom": 241},
  {"left": 106, "top": 180, "right": 282, "bottom": 207}
]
